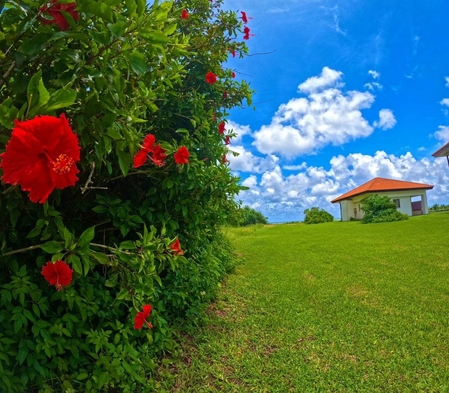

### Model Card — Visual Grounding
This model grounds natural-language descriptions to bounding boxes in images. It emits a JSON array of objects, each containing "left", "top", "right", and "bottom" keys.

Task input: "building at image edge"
[{"left": 331, "top": 177, "right": 434, "bottom": 222}]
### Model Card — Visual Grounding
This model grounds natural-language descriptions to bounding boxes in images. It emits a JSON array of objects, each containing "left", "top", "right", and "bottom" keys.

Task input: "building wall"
[{"left": 337, "top": 190, "right": 430, "bottom": 221}]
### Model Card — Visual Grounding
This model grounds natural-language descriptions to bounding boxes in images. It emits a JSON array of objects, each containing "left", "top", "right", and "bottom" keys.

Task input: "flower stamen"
[{"left": 51, "top": 154, "right": 75, "bottom": 174}]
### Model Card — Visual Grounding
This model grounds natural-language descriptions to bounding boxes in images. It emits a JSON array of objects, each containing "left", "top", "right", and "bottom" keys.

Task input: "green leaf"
[
  {"left": 76, "top": 373, "right": 89, "bottom": 381},
  {"left": 136, "top": 0, "right": 146, "bottom": 15},
  {"left": 41, "top": 241, "right": 64, "bottom": 254},
  {"left": 26, "top": 219, "right": 46, "bottom": 239},
  {"left": 91, "top": 251, "right": 110, "bottom": 265},
  {"left": 108, "top": 21, "right": 128, "bottom": 37},
  {"left": 27, "top": 70, "right": 42, "bottom": 111},
  {"left": 119, "top": 240, "right": 135, "bottom": 250},
  {"left": 95, "top": 371, "right": 110, "bottom": 389},
  {"left": 78, "top": 226, "right": 95, "bottom": 249},
  {"left": 0, "top": 98, "right": 19, "bottom": 128},
  {"left": 78, "top": 1, "right": 114, "bottom": 22},
  {"left": 116, "top": 289, "right": 130, "bottom": 300},
  {"left": 63, "top": 227, "right": 74, "bottom": 249},
  {"left": 125, "top": 0, "right": 136, "bottom": 16},
  {"left": 17, "top": 346, "right": 28, "bottom": 365},
  {"left": 67, "top": 254, "right": 82, "bottom": 275},
  {"left": 43, "top": 88, "right": 77, "bottom": 112},
  {"left": 117, "top": 149, "right": 131, "bottom": 176},
  {"left": 37, "top": 78, "right": 50, "bottom": 107},
  {"left": 129, "top": 51, "right": 147, "bottom": 75},
  {"left": 19, "top": 33, "right": 51, "bottom": 55}
]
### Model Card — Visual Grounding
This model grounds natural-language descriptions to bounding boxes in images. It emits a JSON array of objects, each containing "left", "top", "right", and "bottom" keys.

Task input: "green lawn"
[{"left": 155, "top": 213, "right": 449, "bottom": 392}]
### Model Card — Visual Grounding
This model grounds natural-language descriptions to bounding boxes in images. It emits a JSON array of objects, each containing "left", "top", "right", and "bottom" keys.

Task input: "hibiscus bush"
[{"left": 0, "top": 0, "right": 252, "bottom": 391}]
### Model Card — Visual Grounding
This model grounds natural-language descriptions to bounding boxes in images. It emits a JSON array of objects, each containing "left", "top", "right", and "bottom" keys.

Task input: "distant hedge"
[{"left": 229, "top": 206, "right": 268, "bottom": 226}]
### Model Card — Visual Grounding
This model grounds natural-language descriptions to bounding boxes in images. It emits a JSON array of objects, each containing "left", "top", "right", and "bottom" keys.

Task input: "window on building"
[{"left": 392, "top": 198, "right": 400, "bottom": 208}]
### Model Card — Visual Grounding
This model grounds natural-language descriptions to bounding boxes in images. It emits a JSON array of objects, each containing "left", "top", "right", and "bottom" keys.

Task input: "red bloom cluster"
[
  {"left": 170, "top": 238, "right": 184, "bottom": 256},
  {"left": 243, "top": 26, "right": 253, "bottom": 40},
  {"left": 134, "top": 304, "right": 153, "bottom": 330},
  {"left": 133, "top": 134, "right": 167, "bottom": 168},
  {"left": 241, "top": 11, "right": 252, "bottom": 24},
  {"left": 232, "top": 72, "right": 236, "bottom": 78},
  {"left": 218, "top": 122, "right": 226, "bottom": 134},
  {"left": 222, "top": 154, "right": 228, "bottom": 164},
  {"left": 181, "top": 9, "right": 189, "bottom": 19},
  {"left": 225, "top": 136, "right": 230, "bottom": 145},
  {"left": 0, "top": 114, "right": 80, "bottom": 203},
  {"left": 174, "top": 146, "right": 190, "bottom": 165},
  {"left": 40, "top": 0, "right": 79, "bottom": 31},
  {"left": 229, "top": 49, "right": 236, "bottom": 58},
  {"left": 205, "top": 71, "right": 217, "bottom": 84},
  {"left": 223, "top": 91, "right": 228, "bottom": 99},
  {"left": 41, "top": 260, "right": 74, "bottom": 291}
]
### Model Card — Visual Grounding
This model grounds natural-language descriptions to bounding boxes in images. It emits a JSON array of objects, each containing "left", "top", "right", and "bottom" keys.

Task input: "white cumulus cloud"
[
  {"left": 373, "top": 109, "right": 397, "bottom": 130},
  {"left": 228, "top": 145, "right": 279, "bottom": 174},
  {"left": 440, "top": 98, "right": 449, "bottom": 107},
  {"left": 252, "top": 67, "right": 380, "bottom": 158},
  {"left": 298, "top": 66, "right": 343, "bottom": 94},
  {"left": 434, "top": 126, "right": 449, "bottom": 142},
  {"left": 368, "top": 70, "right": 380, "bottom": 79}
]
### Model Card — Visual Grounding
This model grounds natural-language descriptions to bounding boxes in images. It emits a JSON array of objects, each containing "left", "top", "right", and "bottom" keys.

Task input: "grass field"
[{"left": 155, "top": 213, "right": 449, "bottom": 392}]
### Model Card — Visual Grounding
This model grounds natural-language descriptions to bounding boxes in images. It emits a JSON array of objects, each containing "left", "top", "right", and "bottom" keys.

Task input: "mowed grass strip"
[{"left": 156, "top": 213, "right": 449, "bottom": 392}]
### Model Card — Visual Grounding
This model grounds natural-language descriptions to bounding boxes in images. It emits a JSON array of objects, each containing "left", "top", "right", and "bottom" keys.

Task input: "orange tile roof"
[{"left": 331, "top": 177, "right": 434, "bottom": 203}]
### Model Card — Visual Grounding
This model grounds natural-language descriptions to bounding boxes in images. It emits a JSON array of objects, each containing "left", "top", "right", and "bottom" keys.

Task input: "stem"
[
  {"left": 0, "top": 61, "right": 16, "bottom": 90},
  {"left": 90, "top": 243, "right": 135, "bottom": 255},
  {"left": 2, "top": 244, "right": 43, "bottom": 257}
]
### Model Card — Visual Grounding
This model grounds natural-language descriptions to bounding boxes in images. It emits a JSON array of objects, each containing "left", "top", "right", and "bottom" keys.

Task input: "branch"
[
  {"left": 80, "top": 162, "right": 108, "bottom": 194},
  {"left": 247, "top": 49, "right": 277, "bottom": 57},
  {"left": 2, "top": 244, "right": 43, "bottom": 257},
  {"left": 0, "top": 61, "right": 16, "bottom": 89},
  {"left": 90, "top": 243, "right": 136, "bottom": 255}
]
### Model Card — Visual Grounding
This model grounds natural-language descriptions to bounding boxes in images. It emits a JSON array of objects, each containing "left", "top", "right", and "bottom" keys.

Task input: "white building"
[{"left": 331, "top": 177, "right": 434, "bottom": 222}]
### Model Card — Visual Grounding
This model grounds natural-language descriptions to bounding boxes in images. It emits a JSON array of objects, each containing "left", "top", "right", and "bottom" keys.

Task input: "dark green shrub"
[
  {"left": 361, "top": 195, "right": 409, "bottom": 224},
  {"left": 228, "top": 205, "right": 268, "bottom": 226},
  {"left": 0, "top": 0, "right": 252, "bottom": 391},
  {"left": 303, "top": 207, "right": 334, "bottom": 224}
]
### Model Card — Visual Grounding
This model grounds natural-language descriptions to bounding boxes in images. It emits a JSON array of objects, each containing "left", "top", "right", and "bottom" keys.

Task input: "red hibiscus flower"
[
  {"left": 0, "top": 114, "right": 80, "bottom": 203},
  {"left": 241, "top": 11, "right": 252, "bottom": 24},
  {"left": 205, "top": 71, "right": 217, "bottom": 84},
  {"left": 218, "top": 121, "right": 226, "bottom": 134},
  {"left": 228, "top": 49, "right": 236, "bottom": 58},
  {"left": 150, "top": 144, "right": 167, "bottom": 167},
  {"left": 181, "top": 9, "right": 189, "bottom": 19},
  {"left": 133, "top": 134, "right": 156, "bottom": 168},
  {"left": 225, "top": 135, "right": 230, "bottom": 145},
  {"left": 41, "top": 260, "right": 74, "bottom": 291},
  {"left": 170, "top": 238, "right": 184, "bottom": 256},
  {"left": 40, "top": 0, "right": 79, "bottom": 31},
  {"left": 174, "top": 146, "right": 190, "bottom": 165},
  {"left": 232, "top": 72, "right": 236, "bottom": 78},
  {"left": 134, "top": 304, "right": 153, "bottom": 330},
  {"left": 243, "top": 26, "right": 254, "bottom": 40}
]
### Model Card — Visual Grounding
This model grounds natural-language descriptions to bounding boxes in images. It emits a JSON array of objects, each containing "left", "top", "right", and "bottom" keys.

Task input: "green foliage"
[
  {"left": 303, "top": 206, "right": 334, "bottom": 224},
  {"left": 361, "top": 195, "right": 409, "bottom": 223},
  {"left": 0, "top": 0, "right": 252, "bottom": 391},
  {"left": 228, "top": 205, "right": 268, "bottom": 226}
]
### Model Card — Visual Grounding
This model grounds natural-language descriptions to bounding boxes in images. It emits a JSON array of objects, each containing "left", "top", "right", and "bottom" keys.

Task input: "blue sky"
[{"left": 223, "top": 0, "right": 449, "bottom": 223}]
